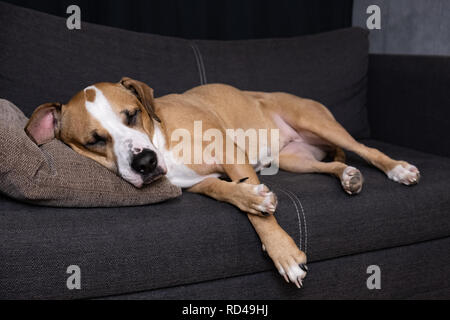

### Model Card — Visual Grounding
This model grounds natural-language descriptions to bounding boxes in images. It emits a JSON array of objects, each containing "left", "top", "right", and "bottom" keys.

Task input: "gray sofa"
[{"left": 1, "top": 2, "right": 449, "bottom": 299}]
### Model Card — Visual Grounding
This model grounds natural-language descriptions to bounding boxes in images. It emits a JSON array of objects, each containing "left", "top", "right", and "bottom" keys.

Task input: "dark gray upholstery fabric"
[
  {"left": 102, "top": 237, "right": 450, "bottom": 300},
  {"left": 1, "top": 140, "right": 449, "bottom": 299},
  {"left": 0, "top": 1, "right": 200, "bottom": 117},
  {"left": 0, "top": 1, "right": 446, "bottom": 300},
  {"left": 0, "top": 2, "right": 370, "bottom": 138},
  {"left": 264, "top": 140, "right": 450, "bottom": 263},
  {"left": 368, "top": 54, "right": 450, "bottom": 158},
  {"left": 195, "top": 28, "right": 371, "bottom": 138}
]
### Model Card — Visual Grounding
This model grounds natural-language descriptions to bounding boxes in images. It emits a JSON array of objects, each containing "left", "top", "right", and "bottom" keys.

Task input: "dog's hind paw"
[
  {"left": 341, "top": 166, "right": 363, "bottom": 195},
  {"left": 387, "top": 162, "right": 420, "bottom": 185}
]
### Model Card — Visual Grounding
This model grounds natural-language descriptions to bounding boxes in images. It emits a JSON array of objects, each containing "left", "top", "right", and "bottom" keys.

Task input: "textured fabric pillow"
[{"left": 0, "top": 99, "right": 181, "bottom": 207}]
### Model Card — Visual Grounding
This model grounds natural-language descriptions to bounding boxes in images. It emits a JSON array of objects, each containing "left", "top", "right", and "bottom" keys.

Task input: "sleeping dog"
[{"left": 25, "top": 77, "right": 420, "bottom": 288}]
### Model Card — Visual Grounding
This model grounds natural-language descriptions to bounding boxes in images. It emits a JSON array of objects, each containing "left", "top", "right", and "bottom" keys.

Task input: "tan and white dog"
[{"left": 25, "top": 77, "right": 420, "bottom": 288}]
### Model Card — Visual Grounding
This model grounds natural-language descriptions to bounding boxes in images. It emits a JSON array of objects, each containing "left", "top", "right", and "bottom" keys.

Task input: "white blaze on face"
[{"left": 84, "top": 85, "right": 159, "bottom": 187}]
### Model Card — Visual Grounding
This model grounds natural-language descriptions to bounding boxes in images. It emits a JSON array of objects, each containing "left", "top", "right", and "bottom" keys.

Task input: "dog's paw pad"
[
  {"left": 387, "top": 163, "right": 420, "bottom": 185},
  {"left": 341, "top": 166, "right": 363, "bottom": 195}
]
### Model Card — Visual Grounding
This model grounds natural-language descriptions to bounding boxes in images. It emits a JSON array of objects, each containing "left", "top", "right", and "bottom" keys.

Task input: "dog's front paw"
[
  {"left": 233, "top": 183, "right": 277, "bottom": 216},
  {"left": 252, "top": 184, "right": 278, "bottom": 215},
  {"left": 387, "top": 162, "right": 420, "bottom": 185},
  {"left": 263, "top": 234, "right": 307, "bottom": 288}
]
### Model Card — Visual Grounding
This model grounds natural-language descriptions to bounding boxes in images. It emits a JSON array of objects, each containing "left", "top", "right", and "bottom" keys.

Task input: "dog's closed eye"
[
  {"left": 122, "top": 109, "right": 141, "bottom": 126},
  {"left": 85, "top": 132, "right": 107, "bottom": 148}
]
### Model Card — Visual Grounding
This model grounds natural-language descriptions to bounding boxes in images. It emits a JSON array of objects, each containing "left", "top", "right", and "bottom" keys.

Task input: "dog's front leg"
[
  {"left": 188, "top": 177, "right": 277, "bottom": 217},
  {"left": 188, "top": 164, "right": 308, "bottom": 288}
]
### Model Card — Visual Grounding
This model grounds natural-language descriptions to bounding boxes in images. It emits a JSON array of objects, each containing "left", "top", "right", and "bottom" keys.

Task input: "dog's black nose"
[{"left": 131, "top": 149, "right": 157, "bottom": 175}]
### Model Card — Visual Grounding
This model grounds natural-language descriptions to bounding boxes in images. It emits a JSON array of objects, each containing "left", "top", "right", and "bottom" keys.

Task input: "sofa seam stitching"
[
  {"left": 283, "top": 188, "right": 308, "bottom": 255},
  {"left": 190, "top": 42, "right": 206, "bottom": 85},
  {"left": 196, "top": 43, "right": 208, "bottom": 84},
  {"left": 278, "top": 188, "right": 303, "bottom": 251},
  {"left": 265, "top": 182, "right": 305, "bottom": 253},
  {"left": 190, "top": 42, "right": 207, "bottom": 85}
]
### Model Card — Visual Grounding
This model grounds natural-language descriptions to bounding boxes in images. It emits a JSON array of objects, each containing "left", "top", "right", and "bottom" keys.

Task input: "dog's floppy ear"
[
  {"left": 120, "top": 77, "right": 161, "bottom": 122},
  {"left": 25, "top": 102, "right": 62, "bottom": 145}
]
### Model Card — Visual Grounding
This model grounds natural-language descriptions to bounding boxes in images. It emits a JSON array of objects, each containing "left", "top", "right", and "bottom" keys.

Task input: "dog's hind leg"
[
  {"left": 272, "top": 93, "right": 420, "bottom": 185},
  {"left": 279, "top": 143, "right": 363, "bottom": 195},
  {"left": 299, "top": 113, "right": 420, "bottom": 185}
]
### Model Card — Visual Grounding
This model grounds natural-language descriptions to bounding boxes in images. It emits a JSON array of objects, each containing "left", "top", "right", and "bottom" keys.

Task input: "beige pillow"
[{"left": 0, "top": 99, "right": 181, "bottom": 207}]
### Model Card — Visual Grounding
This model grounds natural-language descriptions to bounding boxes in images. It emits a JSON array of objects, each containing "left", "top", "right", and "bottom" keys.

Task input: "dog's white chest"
[{"left": 152, "top": 124, "right": 220, "bottom": 188}]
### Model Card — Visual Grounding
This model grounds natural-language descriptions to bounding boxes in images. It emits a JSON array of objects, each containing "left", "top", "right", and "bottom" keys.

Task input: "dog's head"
[{"left": 25, "top": 77, "right": 167, "bottom": 188}]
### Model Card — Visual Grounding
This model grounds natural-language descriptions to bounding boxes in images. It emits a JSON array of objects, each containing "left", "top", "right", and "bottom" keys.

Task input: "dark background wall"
[{"left": 3, "top": 0, "right": 353, "bottom": 40}]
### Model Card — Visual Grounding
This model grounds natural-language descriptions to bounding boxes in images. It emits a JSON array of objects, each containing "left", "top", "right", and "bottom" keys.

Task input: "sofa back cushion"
[
  {"left": 0, "top": 1, "right": 370, "bottom": 138},
  {"left": 0, "top": 2, "right": 200, "bottom": 117},
  {"left": 196, "top": 28, "right": 370, "bottom": 138}
]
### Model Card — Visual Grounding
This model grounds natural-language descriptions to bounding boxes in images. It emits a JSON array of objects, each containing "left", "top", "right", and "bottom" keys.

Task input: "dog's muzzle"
[{"left": 131, "top": 148, "right": 166, "bottom": 183}]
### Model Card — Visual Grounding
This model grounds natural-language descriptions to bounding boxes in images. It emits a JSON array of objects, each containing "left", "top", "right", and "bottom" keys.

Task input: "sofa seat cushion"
[{"left": 1, "top": 140, "right": 449, "bottom": 299}]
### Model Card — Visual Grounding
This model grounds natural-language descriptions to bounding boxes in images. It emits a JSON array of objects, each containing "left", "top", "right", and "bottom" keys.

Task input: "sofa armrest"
[{"left": 367, "top": 54, "right": 450, "bottom": 158}]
